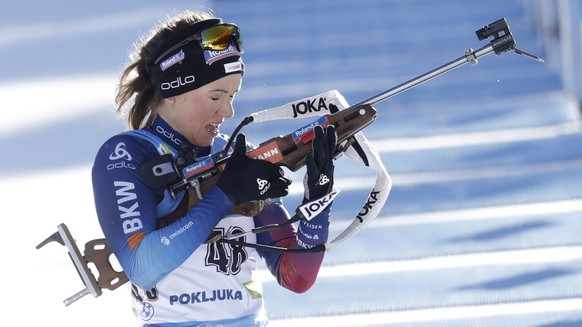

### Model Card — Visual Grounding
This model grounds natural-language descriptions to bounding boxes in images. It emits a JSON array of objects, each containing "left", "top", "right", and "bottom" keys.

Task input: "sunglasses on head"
[{"left": 153, "top": 23, "right": 244, "bottom": 65}]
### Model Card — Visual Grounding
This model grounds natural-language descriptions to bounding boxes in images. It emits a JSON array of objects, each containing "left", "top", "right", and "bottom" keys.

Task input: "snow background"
[{"left": 2, "top": 0, "right": 582, "bottom": 326}]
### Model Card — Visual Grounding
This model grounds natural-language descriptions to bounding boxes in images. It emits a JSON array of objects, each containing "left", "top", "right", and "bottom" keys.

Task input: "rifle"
[
  {"left": 176, "top": 102, "right": 377, "bottom": 217},
  {"left": 36, "top": 18, "right": 543, "bottom": 306},
  {"left": 180, "top": 17, "right": 543, "bottom": 215}
]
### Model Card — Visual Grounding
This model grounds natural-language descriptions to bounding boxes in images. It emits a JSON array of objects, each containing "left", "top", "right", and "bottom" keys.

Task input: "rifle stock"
[{"left": 187, "top": 104, "right": 377, "bottom": 216}]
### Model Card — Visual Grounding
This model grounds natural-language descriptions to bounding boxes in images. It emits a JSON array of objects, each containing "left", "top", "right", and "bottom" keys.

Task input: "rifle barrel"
[{"left": 356, "top": 44, "right": 495, "bottom": 107}]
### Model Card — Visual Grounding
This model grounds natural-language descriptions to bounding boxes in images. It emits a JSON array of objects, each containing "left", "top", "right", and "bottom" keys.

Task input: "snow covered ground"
[{"left": 2, "top": 1, "right": 582, "bottom": 326}]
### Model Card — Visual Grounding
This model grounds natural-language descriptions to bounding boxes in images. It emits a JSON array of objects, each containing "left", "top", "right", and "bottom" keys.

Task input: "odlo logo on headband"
[{"left": 161, "top": 75, "right": 195, "bottom": 90}]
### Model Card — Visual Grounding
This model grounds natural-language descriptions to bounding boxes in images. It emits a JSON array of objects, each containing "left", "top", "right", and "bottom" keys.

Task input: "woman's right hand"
[{"left": 216, "top": 133, "right": 291, "bottom": 206}]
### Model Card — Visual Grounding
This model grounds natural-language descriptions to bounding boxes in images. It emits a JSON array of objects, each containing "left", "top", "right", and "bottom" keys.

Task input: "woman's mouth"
[{"left": 205, "top": 123, "right": 219, "bottom": 136}]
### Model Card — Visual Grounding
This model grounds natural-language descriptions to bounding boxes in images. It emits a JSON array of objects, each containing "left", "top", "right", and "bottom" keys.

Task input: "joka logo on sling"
[
  {"left": 291, "top": 96, "right": 330, "bottom": 118},
  {"left": 298, "top": 190, "right": 340, "bottom": 221},
  {"left": 357, "top": 190, "right": 381, "bottom": 223}
]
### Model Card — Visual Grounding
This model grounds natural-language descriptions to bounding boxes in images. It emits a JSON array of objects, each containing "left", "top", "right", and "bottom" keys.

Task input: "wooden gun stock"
[{"left": 188, "top": 104, "right": 378, "bottom": 215}]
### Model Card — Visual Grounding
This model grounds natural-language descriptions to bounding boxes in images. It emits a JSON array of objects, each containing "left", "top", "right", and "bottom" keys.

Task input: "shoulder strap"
[
  {"left": 121, "top": 130, "right": 175, "bottom": 156},
  {"left": 121, "top": 130, "right": 181, "bottom": 189},
  {"left": 121, "top": 130, "right": 189, "bottom": 224}
]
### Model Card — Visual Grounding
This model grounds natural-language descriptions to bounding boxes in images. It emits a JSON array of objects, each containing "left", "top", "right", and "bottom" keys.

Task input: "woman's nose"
[{"left": 219, "top": 102, "right": 235, "bottom": 118}]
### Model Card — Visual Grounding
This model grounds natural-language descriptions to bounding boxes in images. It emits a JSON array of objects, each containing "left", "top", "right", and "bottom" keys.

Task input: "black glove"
[
  {"left": 217, "top": 133, "right": 291, "bottom": 206},
  {"left": 303, "top": 125, "right": 337, "bottom": 202}
]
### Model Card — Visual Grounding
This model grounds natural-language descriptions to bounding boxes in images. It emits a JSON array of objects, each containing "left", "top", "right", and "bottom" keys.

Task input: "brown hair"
[{"left": 115, "top": 10, "right": 216, "bottom": 130}]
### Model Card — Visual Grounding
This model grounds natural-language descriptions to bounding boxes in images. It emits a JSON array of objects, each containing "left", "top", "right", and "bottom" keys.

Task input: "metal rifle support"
[
  {"left": 356, "top": 17, "right": 544, "bottom": 107},
  {"left": 36, "top": 223, "right": 128, "bottom": 306}
]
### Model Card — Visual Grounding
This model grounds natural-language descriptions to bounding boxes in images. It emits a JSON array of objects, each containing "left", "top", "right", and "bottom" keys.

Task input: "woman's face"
[{"left": 161, "top": 74, "right": 242, "bottom": 146}]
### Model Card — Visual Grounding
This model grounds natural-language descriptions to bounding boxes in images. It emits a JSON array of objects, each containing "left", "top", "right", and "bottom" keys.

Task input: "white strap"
[
  {"left": 249, "top": 90, "right": 392, "bottom": 251},
  {"left": 249, "top": 90, "right": 344, "bottom": 122}
]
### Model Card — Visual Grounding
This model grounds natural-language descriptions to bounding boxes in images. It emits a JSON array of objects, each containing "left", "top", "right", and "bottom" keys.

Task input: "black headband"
[{"left": 147, "top": 18, "right": 244, "bottom": 98}]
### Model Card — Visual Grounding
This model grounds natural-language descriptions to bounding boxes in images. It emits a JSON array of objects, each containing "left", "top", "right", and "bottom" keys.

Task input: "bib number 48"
[{"left": 205, "top": 227, "right": 248, "bottom": 275}]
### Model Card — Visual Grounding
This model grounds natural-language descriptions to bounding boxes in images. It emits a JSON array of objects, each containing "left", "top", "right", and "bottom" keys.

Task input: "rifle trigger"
[
  {"left": 190, "top": 179, "right": 204, "bottom": 200},
  {"left": 335, "top": 137, "right": 355, "bottom": 158}
]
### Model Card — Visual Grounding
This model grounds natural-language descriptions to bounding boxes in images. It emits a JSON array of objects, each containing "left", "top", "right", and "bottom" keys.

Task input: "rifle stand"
[{"left": 36, "top": 223, "right": 128, "bottom": 306}]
